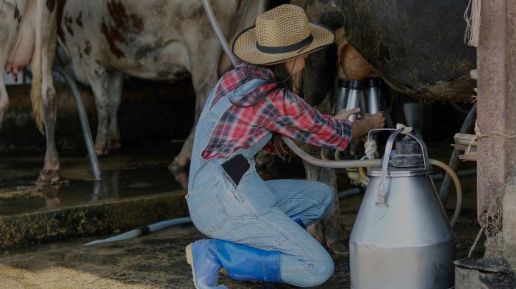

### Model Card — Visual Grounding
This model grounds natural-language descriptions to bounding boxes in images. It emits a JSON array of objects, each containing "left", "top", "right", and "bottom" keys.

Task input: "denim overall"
[{"left": 187, "top": 78, "right": 335, "bottom": 287}]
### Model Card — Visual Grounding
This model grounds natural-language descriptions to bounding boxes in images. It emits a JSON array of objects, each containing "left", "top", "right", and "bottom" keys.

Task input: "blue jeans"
[{"left": 186, "top": 161, "right": 335, "bottom": 287}]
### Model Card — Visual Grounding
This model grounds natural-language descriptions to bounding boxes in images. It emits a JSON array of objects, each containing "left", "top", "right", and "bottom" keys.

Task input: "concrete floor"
[
  {"left": 0, "top": 218, "right": 349, "bottom": 289},
  {"left": 0, "top": 153, "right": 481, "bottom": 288},
  {"left": 0, "top": 204, "right": 481, "bottom": 289}
]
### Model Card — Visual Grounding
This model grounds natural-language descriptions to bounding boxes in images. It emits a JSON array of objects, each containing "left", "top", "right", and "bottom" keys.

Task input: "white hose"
[
  {"left": 429, "top": 159, "right": 462, "bottom": 227},
  {"left": 201, "top": 0, "right": 239, "bottom": 67},
  {"left": 281, "top": 137, "right": 383, "bottom": 168},
  {"left": 282, "top": 136, "right": 463, "bottom": 227}
]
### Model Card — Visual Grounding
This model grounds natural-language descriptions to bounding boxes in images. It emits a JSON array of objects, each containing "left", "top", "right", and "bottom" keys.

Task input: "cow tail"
[{"left": 31, "top": 0, "right": 44, "bottom": 134}]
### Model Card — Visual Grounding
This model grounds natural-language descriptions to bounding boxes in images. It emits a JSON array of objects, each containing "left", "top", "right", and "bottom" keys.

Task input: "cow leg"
[
  {"left": 38, "top": 77, "right": 60, "bottom": 183},
  {"left": 0, "top": 76, "right": 8, "bottom": 130},
  {"left": 304, "top": 162, "right": 349, "bottom": 255},
  {"left": 107, "top": 71, "right": 123, "bottom": 152},
  {"left": 86, "top": 65, "right": 110, "bottom": 156},
  {"left": 0, "top": 6, "right": 14, "bottom": 129},
  {"left": 37, "top": 0, "right": 60, "bottom": 183},
  {"left": 169, "top": 44, "right": 220, "bottom": 175}
]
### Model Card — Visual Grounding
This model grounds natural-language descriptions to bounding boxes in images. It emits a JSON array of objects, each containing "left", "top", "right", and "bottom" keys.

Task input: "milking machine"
[
  {"left": 333, "top": 78, "right": 382, "bottom": 121},
  {"left": 85, "top": 4, "right": 464, "bottom": 288},
  {"left": 344, "top": 80, "right": 363, "bottom": 122},
  {"left": 333, "top": 80, "right": 348, "bottom": 115}
]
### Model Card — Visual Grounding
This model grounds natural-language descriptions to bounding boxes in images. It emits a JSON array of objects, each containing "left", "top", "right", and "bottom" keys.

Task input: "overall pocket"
[{"left": 186, "top": 179, "right": 228, "bottom": 236}]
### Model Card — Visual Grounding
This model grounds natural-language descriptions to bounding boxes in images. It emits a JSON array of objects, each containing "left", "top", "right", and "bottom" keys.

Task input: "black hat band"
[{"left": 256, "top": 34, "right": 313, "bottom": 54}]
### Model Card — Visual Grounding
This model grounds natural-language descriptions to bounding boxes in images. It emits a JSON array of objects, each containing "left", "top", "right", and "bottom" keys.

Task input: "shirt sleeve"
[{"left": 260, "top": 89, "right": 352, "bottom": 150}]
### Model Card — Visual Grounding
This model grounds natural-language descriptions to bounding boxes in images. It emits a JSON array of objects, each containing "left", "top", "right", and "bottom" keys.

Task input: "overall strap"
[
  {"left": 210, "top": 79, "right": 266, "bottom": 116},
  {"left": 199, "top": 77, "right": 225, "bottom": 119}
]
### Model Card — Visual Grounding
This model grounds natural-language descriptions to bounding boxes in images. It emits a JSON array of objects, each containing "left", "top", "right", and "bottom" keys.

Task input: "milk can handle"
[{"left": 374, "top": 129, "right": 430, "bottom": 207}]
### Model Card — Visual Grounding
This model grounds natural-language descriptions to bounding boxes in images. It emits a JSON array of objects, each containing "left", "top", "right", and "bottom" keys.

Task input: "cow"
[
  {"left": 286, "top": 0, "right": 477, "bottom": 254},
  {"left": 1, "top": 0, "right": 60, "bottom": 183},
  {"left": 53, "top": 0, "right": 265, "bottom": 181},
  {"left": 293, "top": 0, "right": 476, "bottom": 103}
]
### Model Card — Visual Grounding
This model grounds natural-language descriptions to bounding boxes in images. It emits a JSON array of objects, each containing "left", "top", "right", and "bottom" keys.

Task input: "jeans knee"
[
  {"left": 303, "top": 253, "right": 334, "bottom": 287},
  {"left": 317, "top": 183, "right": 334, "bottom": 213}
]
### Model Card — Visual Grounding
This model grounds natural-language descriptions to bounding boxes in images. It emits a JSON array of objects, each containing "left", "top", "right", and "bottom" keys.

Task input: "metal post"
[
  {"left": 54, "top": 67, "right": 101, "bottom": 181},
  {"left": 438, "top": 104, "right": 476, "bottom": 202}
]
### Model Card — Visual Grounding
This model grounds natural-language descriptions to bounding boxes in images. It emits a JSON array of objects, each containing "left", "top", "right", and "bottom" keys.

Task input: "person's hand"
[
  {"left": 334, "top": 107, "right": 361, "bottom": 121},
  {"left": 351, "top": 112, "right": 386, "bottom": 138}
]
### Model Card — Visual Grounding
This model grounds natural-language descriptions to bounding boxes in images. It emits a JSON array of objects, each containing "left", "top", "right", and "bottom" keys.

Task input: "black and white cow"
[{"left": 56, "top": 0, "right": 265, "bottom": 178}]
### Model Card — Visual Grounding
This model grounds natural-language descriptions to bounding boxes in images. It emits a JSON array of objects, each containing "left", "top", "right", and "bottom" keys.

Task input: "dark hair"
[
  {"left": 263, "top": 63, "right": 293, "bottom": 91},
  {"left": 229, "top": 62, "right": 294, "bottom": 108}
]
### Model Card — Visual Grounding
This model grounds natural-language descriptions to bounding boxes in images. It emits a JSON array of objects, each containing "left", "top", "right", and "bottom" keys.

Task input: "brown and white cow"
[
  {"left": 2, "top": 0, "right": 60, "bottom": 182},
  {"left": 56, "top": 0, "right": 265, "bottom": 176}
]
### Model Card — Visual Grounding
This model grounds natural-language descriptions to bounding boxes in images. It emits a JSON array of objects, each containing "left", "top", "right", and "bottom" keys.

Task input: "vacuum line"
[
  {"left": 54, "top": 67, "right": 101, "bottom": 181},
  {"left": 84, "top": 217, "right": 192, "bottom": 246}
]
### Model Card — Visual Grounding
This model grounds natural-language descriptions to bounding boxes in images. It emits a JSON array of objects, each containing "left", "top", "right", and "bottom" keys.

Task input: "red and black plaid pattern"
[{"left": 202, "top": 63, "right": 352, "bottom": 159}]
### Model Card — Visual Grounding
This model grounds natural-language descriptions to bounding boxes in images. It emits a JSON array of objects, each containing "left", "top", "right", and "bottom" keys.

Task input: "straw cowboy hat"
[{"left": 232, "top": 4, "right": 335, "bottom": 65}]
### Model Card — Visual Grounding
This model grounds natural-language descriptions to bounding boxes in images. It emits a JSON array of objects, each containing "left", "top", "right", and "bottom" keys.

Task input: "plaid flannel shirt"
[{"left": 201, "top": 63, "right": 352, "bottom": 160}]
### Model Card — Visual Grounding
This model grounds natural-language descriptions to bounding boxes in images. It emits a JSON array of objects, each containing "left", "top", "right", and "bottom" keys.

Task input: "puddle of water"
[{"left": 0, "top": 165, "right": 182, "bottom": 216}]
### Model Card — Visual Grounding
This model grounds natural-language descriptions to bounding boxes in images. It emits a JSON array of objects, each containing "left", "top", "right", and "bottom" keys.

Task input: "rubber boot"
[
  {"left": 209, "top": 215, "right": 302, "bottom": 278},
  {"left": 185, "top": 239, "right": 281, "bottom": 289}
]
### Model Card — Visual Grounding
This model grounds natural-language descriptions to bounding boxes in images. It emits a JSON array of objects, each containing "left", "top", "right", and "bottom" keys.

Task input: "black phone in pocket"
[{"left": 221, "top": 154, "right": 250, "bottom": 186}]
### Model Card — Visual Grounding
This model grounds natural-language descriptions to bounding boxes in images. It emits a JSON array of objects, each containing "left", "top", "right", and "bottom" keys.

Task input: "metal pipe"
[
  {"left": 432, "top": 168, "right": 476, "bottom": 181},
  {"left": 54, "top": 67, "right": 101, "bottom": 181},
  {"left": 201, "top": 0, "right": 239, "bottom": 67},
  {"left": 438, "top": 104, "right": 476, "bottom": 202}
]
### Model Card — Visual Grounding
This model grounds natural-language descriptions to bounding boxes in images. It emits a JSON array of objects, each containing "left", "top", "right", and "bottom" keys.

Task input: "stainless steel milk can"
[{"left": 350, "top": 129, "right": 455, "bottom": 289}]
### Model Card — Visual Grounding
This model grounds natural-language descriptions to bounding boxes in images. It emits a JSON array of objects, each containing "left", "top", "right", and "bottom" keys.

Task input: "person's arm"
[{"left": 261, "top": 89, "right": 353, "bottom": 150}]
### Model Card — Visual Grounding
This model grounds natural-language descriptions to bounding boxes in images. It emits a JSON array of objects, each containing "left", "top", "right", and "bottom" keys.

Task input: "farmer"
[{"left": 185, "top": 4, "right": 385, "bottom": 288}]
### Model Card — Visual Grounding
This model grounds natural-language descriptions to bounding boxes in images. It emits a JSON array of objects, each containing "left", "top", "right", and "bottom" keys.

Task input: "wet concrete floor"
[{"left": 0, "top": 154, "right": 181, "bottom": 216}]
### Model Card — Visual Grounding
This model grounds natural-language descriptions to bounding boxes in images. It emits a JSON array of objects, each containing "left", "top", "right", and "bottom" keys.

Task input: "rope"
[
  {"left": 464, "top": 0, "right": 481, "bottom": 47},
  {"left": 463, "top": 121, "right": 516, "bottom": 161},
  {"left": 395, "top": 123, "right": 413, "bottom": 135},
  {"left": 364, "top": 139, "right": 378, "bottom": 160},
  {"left": 468, "top": 224, "right": 486, "bottom": 258}
]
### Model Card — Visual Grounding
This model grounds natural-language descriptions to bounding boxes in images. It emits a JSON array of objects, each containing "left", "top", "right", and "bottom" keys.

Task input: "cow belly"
[
  {"left": 111, "top": 40, "right": 191, "bottom": 81},
  {"left": 60, "top": 0, "right": 210, "bottom": 82},
  {"left": 341, "top": 0, "right": 476, "bottom": 101}
]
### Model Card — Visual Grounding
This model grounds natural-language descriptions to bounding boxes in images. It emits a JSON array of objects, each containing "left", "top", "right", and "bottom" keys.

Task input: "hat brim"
[{"left": 232, "top": 23, "right": 335, "bottom": 65}]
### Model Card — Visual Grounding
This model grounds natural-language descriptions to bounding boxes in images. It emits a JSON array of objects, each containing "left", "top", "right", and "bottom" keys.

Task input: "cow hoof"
[
  {"left": 37, "top": 169, "right": 60, "bottom": 184},
  {"left": 327, "top": 240, "right": 349, "bottom": 256},
  {"left": 109, "top": 139, "right": 121, "bottom": 151},
  {"left": 95, "top": 147, "right": 109, "bottom": 156}
]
